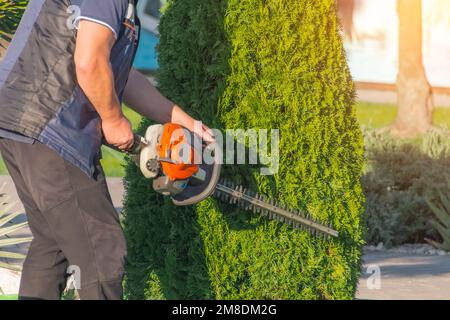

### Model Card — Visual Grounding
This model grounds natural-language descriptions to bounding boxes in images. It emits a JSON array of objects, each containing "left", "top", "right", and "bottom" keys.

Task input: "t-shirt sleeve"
[{"left": 74, "top": 0, "right": 129, "bottom": 39}]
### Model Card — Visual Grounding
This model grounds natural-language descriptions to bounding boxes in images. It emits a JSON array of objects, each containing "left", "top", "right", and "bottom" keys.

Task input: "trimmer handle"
[
  {"left": 127, "top": 133, "right": 146, "bottom": 155},
  {"left": 104, "top": 133, "right": 146, "bottom": 155}
]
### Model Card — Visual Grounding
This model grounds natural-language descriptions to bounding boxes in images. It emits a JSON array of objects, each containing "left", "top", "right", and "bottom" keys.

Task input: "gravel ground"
[
  {"left": 0, "top": 269, "right": 21, "bottom": 295},
  {"left": 357, "top": 249, "right": 450, "bottom": 300}
]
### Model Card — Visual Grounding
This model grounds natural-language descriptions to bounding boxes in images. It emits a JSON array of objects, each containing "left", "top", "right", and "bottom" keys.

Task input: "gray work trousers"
[{"left": 0, "top": 138, "right": 126, "bottom": 300}]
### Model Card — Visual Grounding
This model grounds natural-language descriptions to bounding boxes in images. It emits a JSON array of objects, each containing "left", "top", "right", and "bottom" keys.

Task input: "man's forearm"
[
  {"left": 123, "top": 68, "right": 175, "bottom": 123},
  {"left": 75, "top": 58, "right": 122, "bottom": 123}
]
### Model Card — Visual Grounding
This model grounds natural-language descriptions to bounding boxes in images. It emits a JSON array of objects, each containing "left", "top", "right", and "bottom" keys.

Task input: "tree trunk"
[
  {"left": 391, "top": 0, "right": 433, "bottom": 137},
  {"left": 338, "top": 0, "right": 355, "bottom": 40}
]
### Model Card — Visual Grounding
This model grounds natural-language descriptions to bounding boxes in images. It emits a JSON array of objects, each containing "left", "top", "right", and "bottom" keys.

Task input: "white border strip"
[
  {"left": 74, "top": 16, "right": 118, "bottom": 39},
  {"left": 126, "top": 3, "right": 135, "bottom": 20}
]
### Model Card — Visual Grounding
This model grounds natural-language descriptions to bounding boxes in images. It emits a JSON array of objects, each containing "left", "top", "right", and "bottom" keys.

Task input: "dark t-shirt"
[{"left": 71, "top": 0, "right": 131, "bottom": 39}]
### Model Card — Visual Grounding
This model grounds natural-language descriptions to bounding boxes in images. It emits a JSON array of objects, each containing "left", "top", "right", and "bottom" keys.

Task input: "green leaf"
[
  {"left": 0, "top": 261, "right": 22, "bottom": 271},
  {"left": 426, "top": 185, "right": 450, "bottom": 251},
  {"left": 427, "top": 199, "right": 450, "bottom": 228},
  {"left": 0, "top": 250, "right": 26, "bottom": 259},
  {"left": 0, "top": 221, "right": 28, "bottom": 237},
  {"left": 0, "top": 210, "right": 22, "bottom": 228},
  {"left": 0, "top": 236, "right": 32, "bottom": 247}
]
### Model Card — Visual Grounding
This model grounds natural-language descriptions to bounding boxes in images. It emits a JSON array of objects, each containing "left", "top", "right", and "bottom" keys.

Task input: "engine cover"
[{"left": 138, "top": 123, "right": 222, "bottom": 206}]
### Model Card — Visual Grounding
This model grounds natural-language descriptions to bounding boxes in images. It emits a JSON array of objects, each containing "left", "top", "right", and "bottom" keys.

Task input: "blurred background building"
[
  {"left": 133, "top": 0, "right": 165, "bottom": 72},
  {"left": 339, "top": 0, "right": 450, "bottom": 106}
]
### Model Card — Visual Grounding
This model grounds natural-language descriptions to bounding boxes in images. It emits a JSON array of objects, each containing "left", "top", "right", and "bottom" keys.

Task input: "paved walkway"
[
  {"left": 357, "top": 252, "right": 450, "bottom": 300},
  {"left": 1, "top": 175, "right": 450, "bottom": 299}
]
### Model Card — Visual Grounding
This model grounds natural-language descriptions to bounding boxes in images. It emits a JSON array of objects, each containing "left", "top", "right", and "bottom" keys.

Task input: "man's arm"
[
  {"left": 74, "top": 20, "right": 134, "bottom": 150},
  {"left": 123, "top": 68, "right": 214, "bottom": 142}
]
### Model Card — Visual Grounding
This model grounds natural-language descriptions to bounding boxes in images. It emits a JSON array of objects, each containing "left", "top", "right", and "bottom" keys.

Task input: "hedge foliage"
[{"left": 123, "top": 0, "right": 365, "bottom": 299}]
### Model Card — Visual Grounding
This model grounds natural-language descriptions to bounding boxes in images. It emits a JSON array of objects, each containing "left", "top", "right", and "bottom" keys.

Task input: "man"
[{"left": 0, "top": 0, "right": 211, "bottom": 300}]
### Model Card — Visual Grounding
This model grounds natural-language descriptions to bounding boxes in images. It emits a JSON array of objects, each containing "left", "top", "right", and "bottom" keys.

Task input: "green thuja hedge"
[{"left": 123, "top": 0, "right": 365, "bottom": 299}]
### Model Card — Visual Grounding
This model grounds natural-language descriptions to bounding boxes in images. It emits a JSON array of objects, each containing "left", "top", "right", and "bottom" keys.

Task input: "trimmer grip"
[
  {"left": 128, "top": 134, "right": 145, "bottom": 155},
  {"left": 103, "top": 133, "right": 145, "bottom": 155}
]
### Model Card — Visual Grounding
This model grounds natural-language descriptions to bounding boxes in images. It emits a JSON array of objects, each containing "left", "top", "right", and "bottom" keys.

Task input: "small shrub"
[{"left": 363, "top": 128, "right": 450, "bottom": 246}]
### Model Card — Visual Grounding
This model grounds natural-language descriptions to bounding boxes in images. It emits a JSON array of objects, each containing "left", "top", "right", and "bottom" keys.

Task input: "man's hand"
[
  {"left": 171, "top": 106, "right": 216, "bottom": 144},
  {"left": 102, "top": 116, "right": 134, "bottom": 151},
  {"left": 201, "top": 124, "right": 216, "bottom": 144}
]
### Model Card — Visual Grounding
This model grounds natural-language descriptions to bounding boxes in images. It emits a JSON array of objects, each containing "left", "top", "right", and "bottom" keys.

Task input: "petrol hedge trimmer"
[{"left": 123, "top": 123, "right": 338, "bottom": 239}]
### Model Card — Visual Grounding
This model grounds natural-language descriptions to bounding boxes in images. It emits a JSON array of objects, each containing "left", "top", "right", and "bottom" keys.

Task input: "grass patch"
[
  {"left": 0, "top": 294, "right": 18, "bottom": 300},
  {"left": 434, "top": 107, "right": 450, "bottom": 128},
  {"left": 357, "top": 102, "right": 450, "bottom": 129},
  {"left": 356, "top": 102, "right": 398, "bottom": 128}
]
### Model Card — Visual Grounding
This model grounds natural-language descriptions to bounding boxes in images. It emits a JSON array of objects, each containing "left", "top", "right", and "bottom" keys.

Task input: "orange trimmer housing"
[{"left": 157, "top": 123, "right": 200, "bottom": 181}]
